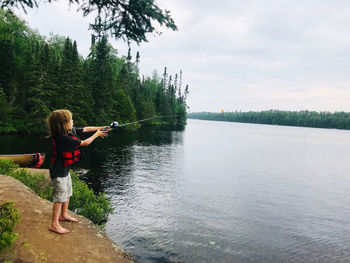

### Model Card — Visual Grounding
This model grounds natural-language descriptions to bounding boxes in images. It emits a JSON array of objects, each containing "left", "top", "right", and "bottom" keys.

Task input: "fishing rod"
[
  {"left": 118, "top": 116, "right": 159, "bottom": 127},
  {"left": 103, "top": 115, "right": 174, "bottom": 130}
]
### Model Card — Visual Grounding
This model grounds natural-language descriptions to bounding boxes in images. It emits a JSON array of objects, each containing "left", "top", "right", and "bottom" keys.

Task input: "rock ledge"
[{"left": 0, "top": 173, "right": 134, "bottom": 263}]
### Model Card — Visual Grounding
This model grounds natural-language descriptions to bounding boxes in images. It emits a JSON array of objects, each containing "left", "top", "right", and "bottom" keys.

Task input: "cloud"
[{"left": 14, "top": 0, "right": 350, "bottom": 112}]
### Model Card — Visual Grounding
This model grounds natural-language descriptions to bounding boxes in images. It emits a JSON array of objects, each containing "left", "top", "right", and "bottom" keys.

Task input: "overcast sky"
[{"left": 14, "top": 0, "right": 350, "bottom": 112}]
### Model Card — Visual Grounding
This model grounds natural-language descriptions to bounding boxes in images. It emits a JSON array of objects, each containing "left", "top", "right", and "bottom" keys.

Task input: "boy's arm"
[
  {"left": 83, "top": 126, "right": 109, "bottom": 133},
  {"left": 80, "top": 129, "right": 109, "bottom": 147}
]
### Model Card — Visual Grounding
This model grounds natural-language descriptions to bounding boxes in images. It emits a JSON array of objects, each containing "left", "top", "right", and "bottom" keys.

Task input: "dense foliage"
[
  {"left": 69, "top": 172, "right": 113, "bottom": 227},
  {"left": 0, "top": 160, "right": 113, "bottom": 226},
  {"left": 188, "top": 110, "right": 350, "bottom": 130},
  {"left": 0, "top": 201, "right": 20, "bottom": 254},
  {"left": 1, "top": 0, "right": 177, "bottom": 44},
  {"left": 0, "top": 9, "right": 188, "bottom": 134}
]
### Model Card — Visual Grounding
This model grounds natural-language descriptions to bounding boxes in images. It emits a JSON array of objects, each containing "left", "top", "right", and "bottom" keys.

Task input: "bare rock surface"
[{"left": 0, "top": 172, "right": 134, "bottom": 263}]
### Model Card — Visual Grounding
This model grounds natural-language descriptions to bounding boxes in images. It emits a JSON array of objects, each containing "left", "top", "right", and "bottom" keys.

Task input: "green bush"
[
  {"left": 0, "top": 160, "right": 18, "bottom": 175},
  {"left": 0, "top": 160, "right": 113, "bottom": 227},
  {"left": 69, "top": 172, "right": 114, "bottom": 227},
  {"left": 0, "top": 202, "right": 20, "bottom": 254}
]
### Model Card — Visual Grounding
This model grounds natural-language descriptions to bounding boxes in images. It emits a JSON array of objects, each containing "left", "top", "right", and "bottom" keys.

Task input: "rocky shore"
[{"left": 0, "top": 170, "right": 135, "bottom": 263}]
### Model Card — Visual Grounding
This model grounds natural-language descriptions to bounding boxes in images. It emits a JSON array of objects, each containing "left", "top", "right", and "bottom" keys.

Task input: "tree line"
[
  {"left": 188, "top": 110, "right": 350, "bottom": 130},
  {"left": 0, "top": 9, "right": 188, "bottom": 134}
]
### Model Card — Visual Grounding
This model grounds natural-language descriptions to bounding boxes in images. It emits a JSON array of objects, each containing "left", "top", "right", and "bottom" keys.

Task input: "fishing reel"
[
  {"left": 102, "top": 121, "right": 119, "bottom": 131},
  {"left": 109, "top": 121, "right": 119, "bottom": 128}
]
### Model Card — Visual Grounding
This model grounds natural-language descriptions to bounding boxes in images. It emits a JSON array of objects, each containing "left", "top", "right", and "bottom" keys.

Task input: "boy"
[{"left": 46, "top": 109, "right": 109, "bottom": 234}]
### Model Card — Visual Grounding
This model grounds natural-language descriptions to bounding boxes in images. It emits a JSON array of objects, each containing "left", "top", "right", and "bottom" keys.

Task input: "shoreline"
[{"left": 0, "top": 170, "right": 135, "bottom": 263}]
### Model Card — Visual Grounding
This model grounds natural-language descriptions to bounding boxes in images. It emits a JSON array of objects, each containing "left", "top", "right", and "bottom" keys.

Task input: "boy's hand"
[
  {"left": 96, "top": 128, "right": 109, "bottom": 138},
  {"left": 101, "top": 126, "right": 110, "bottom": 131}
]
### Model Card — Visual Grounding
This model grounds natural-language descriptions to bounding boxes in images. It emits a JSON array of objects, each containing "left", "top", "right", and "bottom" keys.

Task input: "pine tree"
[
  {"left": 0, "top": 39, "right": 14, "bottom": 97},
  {"left": 127, "top": 46, "right": 132, "bottom": 62},
  {"left": 57, "top": 37, "right": 74, "bottom": 108},
  {"left": 117, "top": 63, "right": 132, "bottom": 97},
  {"left": 70, "top": 40, "right": 93, "bottom": 125},
  {"left": 135, "top": 51, "right": 140, "bottom": 67},
  {"left": 162, "top": 67, "right": 168, "bottom": 90},
  {"left": 24, "top": 41, "right": 50, "bottom": 132},
  {"left": 90, "top": 36, "right": 118, "bottom": 124}
]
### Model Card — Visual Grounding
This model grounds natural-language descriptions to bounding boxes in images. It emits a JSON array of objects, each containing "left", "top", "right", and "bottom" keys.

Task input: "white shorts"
[{"left": 52, "top": 173, "right": 73, "bottom": 203}]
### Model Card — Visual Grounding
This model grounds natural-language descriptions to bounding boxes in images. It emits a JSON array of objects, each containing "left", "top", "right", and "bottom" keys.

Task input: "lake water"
[{"left": 2, "top": 119, "right": 350, "bottom": 262}]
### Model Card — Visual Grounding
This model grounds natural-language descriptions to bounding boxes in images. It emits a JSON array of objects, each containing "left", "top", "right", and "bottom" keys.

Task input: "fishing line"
[{"left": 117, "top": 116, "right": 159, "bottom": 127}]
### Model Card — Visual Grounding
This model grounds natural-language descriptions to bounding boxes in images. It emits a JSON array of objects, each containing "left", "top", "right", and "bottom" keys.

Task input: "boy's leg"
[
  {"left": 50, "top": 202, "right": 69, "bottom": 234},
  {"left": 59, "top": 197, "right": 78, "bottom": 222},
  {"left": 59, "top": 173, "right": 77, "bottom": 222},
  {"left": 51, "top": 175, "right": 72, "bottom": 234}
]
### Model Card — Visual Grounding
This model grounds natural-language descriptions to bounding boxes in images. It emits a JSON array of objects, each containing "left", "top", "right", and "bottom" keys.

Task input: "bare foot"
[
  {"left": 49, "top": 224, "right": 69, "bottom": 234},
  {"left": 59, "top": 215, "right": 78, "bottom": 222}
]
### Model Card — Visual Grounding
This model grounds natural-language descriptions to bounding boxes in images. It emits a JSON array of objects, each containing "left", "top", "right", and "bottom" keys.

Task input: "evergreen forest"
[
  {"left": 188, "top": 110, "right": 350, "bottom": 130},
  {"left": 0, "top": 9, "right": 189, "bottom": 134}
]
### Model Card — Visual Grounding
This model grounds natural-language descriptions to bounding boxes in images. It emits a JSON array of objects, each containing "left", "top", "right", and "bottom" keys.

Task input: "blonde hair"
[{"left": 46, "top": 109, "right": 72, "bottom": 138}]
